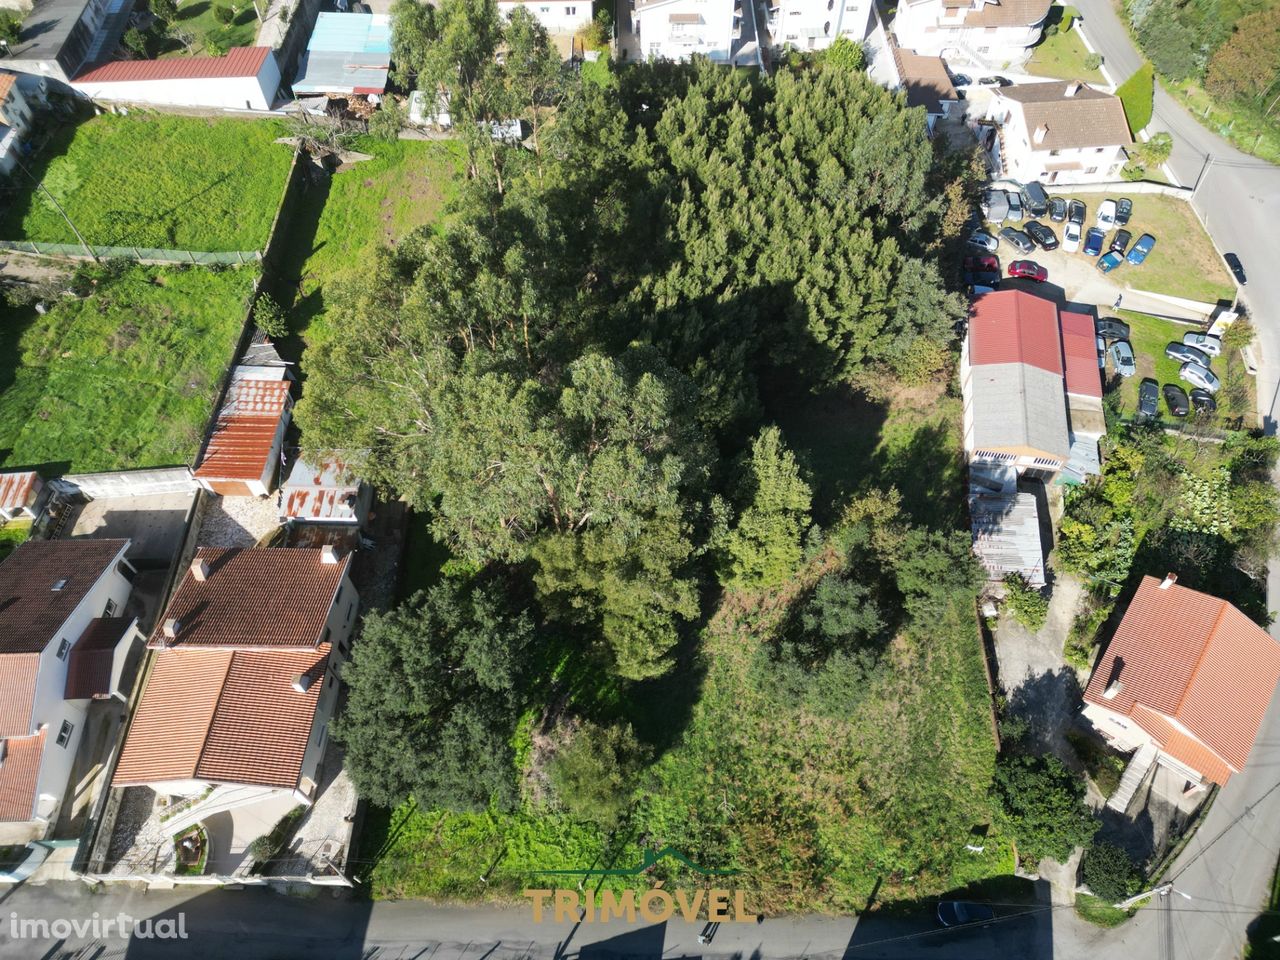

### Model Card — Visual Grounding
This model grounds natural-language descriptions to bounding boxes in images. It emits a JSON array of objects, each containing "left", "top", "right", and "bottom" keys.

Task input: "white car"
[
  {"left": 1096, "top": 199, "right": 1117, "bottom": 231},
  {"left": 1180, "top": 361, "right": 1221, "bottom": 393},
  {"left": 1182, "top": 332, "right": 1222, "bottom": 357},
  {"left": 1063, "top": 221, "right": 1081, "bottom": 253}
]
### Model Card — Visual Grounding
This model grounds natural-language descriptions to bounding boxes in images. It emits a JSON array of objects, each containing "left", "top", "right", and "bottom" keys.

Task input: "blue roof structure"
[{"left": 292, "top": 12, "right": 391, "bottom": 95}]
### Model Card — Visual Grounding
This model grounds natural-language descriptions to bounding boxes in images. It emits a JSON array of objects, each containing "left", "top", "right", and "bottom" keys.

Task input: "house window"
[
  {"left": 977, "top": 45, "right": 989, "bottom": 52},
  {"left": 1049, "top": 149, "right": 1060, "bottom": 156},
  {"left": 104, "top": 598, "right": 118, "bottom": 617},
  {"left": 540, "top": 4, "right": 549, "bottom": 9},
  {"left": 321, "top": 626, "right": 331, "bottom": 645},
  {"left": 56, "top": 721, "right": 74, "bottom": 747},
  {"left": 1085, "top": 166, "right": 1098, "bottom": 174},
  {"left": 328, "top": 673, "right": 335, "bottom": 689},
  {"left": 565, "top": 4, "right": 576, "bottom": 12},
  {"left": 345, "top": 601, "right": 355, "bottom": 625},
  {"left": 56, "top": 638, "right": 71, "bottom": 660},
  {"left": 1096, "top": 147, "right": 1105, "bottom": 153}
]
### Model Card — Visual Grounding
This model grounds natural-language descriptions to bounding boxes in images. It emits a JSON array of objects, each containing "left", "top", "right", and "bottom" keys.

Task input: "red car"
[
  {"left": 1008, "top": 260, "right": 1048, "bottom": 281},
  {"left": 964, "top": 255, "right": 999, "bottom": 272}
]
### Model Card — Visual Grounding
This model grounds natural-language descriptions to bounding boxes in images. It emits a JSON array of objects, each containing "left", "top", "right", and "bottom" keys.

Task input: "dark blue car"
[
  {"left": 1083, "top": 227, "right": 1106, "bottom": 257},
  {"left": 1127, "top": 233, "right": 1156, "bottom": 265}
]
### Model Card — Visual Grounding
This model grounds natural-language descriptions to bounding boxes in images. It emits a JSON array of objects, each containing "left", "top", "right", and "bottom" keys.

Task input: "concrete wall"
[
  {"left": 52, "top": 468, "right": 197, "bottom": 500},
  {"left": 72, "top": 56, "right": 282, "bottom": 111}
]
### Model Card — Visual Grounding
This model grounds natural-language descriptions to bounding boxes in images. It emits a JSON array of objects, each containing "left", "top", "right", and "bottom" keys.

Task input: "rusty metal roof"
[
  {"left": 194, "top": 370, "right": 291, "bottom": 483},
  {"left": 0, "top": 728, "right": 45, "bottom": 821},
  {"left": 0, "top": 470, "right": 40, "bottom": 512},
  {"left": 281, "top": 456, "right": 366, "bottom": 522}
]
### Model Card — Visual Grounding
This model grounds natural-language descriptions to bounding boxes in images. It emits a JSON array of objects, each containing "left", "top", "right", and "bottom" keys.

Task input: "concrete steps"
[{"left": 1107, "top": 742, "right": 1158, "bottom": 813}]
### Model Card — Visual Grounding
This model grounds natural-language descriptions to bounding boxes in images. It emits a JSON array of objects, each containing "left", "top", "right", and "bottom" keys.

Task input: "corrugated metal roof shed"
[
  {"left": 74, "top": 46, "right": 271, "bottom": 83},
  {"left": 194, "top": 367, "right": 291, "bottom": 484},
  {"left": 0, "top": 470, "right": 39, "bottom": 514},
  {"left": 970, "top": 489, "right": 1045, "bottom": 586},
  {"left": 291, "top": 13, "right": 391, "bottom": 95}
]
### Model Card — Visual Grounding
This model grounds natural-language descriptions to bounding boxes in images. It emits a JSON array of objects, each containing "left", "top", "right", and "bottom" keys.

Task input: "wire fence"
[{"left": 0, "top": 239, "right": 262, "bottom": 265}]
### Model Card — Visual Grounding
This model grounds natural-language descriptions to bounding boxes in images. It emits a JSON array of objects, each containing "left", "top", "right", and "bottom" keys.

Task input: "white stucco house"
[
  {"left": 633, "top": 0, "right": 764, "bottom": 67},
  {"left": 982, "top": 80, "right": 1132, "bottom": 184},
  {"left": 0, "top": 539, "right": 137, "bottom": 844},
  {"left": 892, "top": 0, "right": 1049, "bottom": 69},
  {"left": 767, "top": 0, "right": 874, "bottom": 53},
  {"left": 497, "top": 0, "right": 594, "bottom": 34}
]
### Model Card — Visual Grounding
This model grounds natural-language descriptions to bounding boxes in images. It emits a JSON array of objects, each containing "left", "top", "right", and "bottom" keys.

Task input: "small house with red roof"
[
  {"left": 194, "top": 365, "right": 293, "bottom": 498},
  {"left": 1083, "top": 575, "right": 1280, "bottom": 806},
  {"left": 71, "top": 46, "right": 281, "bottom": 112}
]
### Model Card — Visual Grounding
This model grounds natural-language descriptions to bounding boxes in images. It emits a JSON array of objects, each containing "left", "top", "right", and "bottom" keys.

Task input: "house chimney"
[
  {"left": 291, "top": 673, "right": 313, "bottom": 694},
  {"left": 1159, "top": 573, "right": 1178, "bottom": 590},
  {"left": 163, "top": 617, "right": 181, "bottom": 639},
  {"left": 321, "top": 544, "right": 338, "bottom": 565},
  {"left": 1102, "top": 678, "right": 1123, "bottom": 700},
  {"left": 1065, "top": 81, "right": 1082, "bottom": 97},
  {"left": 190, "top": 557, "right": 209, "bottom": 582},
  {"left": 1033, "top": 123, "right": 1049, "bottom": 145}
]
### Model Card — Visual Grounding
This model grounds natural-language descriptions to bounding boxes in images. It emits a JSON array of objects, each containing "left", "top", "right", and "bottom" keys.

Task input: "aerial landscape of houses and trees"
[{"left": 0, "top": 0, "right": 1277, "bottom": 956}]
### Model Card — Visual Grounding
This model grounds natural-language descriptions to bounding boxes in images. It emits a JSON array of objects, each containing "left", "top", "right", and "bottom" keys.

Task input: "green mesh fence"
[{"left": 0, "top": 241, "right": 261, "bottom": 264}]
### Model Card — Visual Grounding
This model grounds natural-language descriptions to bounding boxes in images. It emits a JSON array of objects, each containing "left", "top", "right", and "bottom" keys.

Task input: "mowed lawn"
[
  {"left": 1108, "top": 310, "right": 1193, "bottom": 417},
  {"left": 158, "top": 0, "right": 259, "bottom": 57},
  {"left": 0, "top": 114, "right": 291, "bottom": 251},
  {"left": 1106, "top": 194, "right": 1235, "bottom": 304},
  {"left": 0, "top": 265, "right": 255, "bottom": 473},
  {"left": 1026, "top": 8, "right": 1104, "bottom": 83},
  {"left": 281, "top": 137, "right": 465, "bottom": 345}
]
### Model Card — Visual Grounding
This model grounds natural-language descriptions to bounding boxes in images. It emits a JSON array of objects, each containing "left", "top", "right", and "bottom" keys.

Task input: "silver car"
[
  {"left": 1165, "top": 342, "right": 1211, "bottom": 367},
  {"left": 1183, "top": 332, "right": 1222, "bottom": 357},
  {"left": 967, "top": 230, "right": 999, "bottom": 252},
  {"left": 1180, "top": 361, "right": 1221, "bottom": 393},
  {"left": 1109, "top": 340, "right": 1136, "bottom": 377}
]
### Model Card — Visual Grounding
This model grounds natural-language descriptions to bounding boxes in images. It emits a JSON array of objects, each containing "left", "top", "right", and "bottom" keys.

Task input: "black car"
[
  {"left": 1048, "top": 197, "right": 1067, "bottom": 222},
  {"left": 951, "top": 73, "right": 973, "bottom": 87},
  {"left": 1024, "top": 220, "right": 1059, "bottom": 250},
  {"left": 963, "top": 270, "right": 1001, "bottom": 287},
  {"left": 1109, "top": 229, "right": 1132, "bottom": 256},
  {"left": 979, "top": 75, "right": 1012, "bottom": 86},
  {"left": 1068, "top": 199, "right": 1086, "bottom": 226},
  {"left": 1096, "top": 317, "right": 1130, "bottom": 340},
  {"left": 1225, "top": 252, "right": 1248, "bottom": 285},
  {"left": 1190, "top": 388, "right": 1217, "bottom": 414},
  {"left": 937, "top": 901, "right": 996, "bottom": 927},
  {"left": 999, "top": 226, "right": 1034, "bottom": 253},
  {"left": 1137, "top": 378, "right": 1159, "bottom": 418},
  {"left": 1163, "top": 383, "right": 1190, "bottom": 417},
  {"left": 1021, "top": 181, "right": 1049, "bottom": 218},
  {"left": 1115, "top": 198, "right": 1133, "bottom": 226}
]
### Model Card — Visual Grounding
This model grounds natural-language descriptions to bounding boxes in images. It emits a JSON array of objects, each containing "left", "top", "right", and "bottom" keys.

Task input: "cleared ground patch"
[
  {"left": 0, "top": 114, "right": 291, "bottom": 251},
  {"left": 1026, "top": 8, "right": 1104, "bottom": 84},
  {"left": 0, "top": 264, "right": 255, "bottom": 473}
]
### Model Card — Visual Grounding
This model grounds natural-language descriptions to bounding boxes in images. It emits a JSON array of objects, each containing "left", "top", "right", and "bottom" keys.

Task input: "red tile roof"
[
  {"left": 113, "top": 646, "right": 328, "bottom": 789},
  {"left": 1084, "top": 576, "right": 1280, "bottom": 783},
  {"left": 1059, "top": 310, "right": 1102, "bottom": 399},
  {"left": 0, "top": 72, "right": 16, "bottom": 105},
  {"left": 0, "top": 539, "right": 129, "bottom": 655},
  {"left": 0, "top": 653, "right": 39, "bottom": 739},
  {"left": 64, "top": 616, "right": 134, "bottom": 700},
  {"left": 968, "top": 290, "right": 1064, "bottom": 376},
  {"left": 0, "top": 729, "right": 45, "bottom": 821},
  {"left": 0, "top": 470, "right": 39, "bottom": 513},
  {"left": 194, "top": 373, "right": 291, "bottom": 483},
  {"left": 74, "top": 47, "right": 272, "bottom": 84},
  {"left": 150, "top": 547, "right": 349, "bottom": 649}
]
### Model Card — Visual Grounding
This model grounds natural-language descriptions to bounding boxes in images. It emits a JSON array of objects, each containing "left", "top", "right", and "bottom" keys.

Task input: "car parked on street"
[
  {"left": 967, "top": 230, "right": 998, "bottom": 252},
  {"left": 1138, "top": 378, "right": 1159, "bottom": 418},
  {"left": 982, "top": 190, "right": 1010, "bottom": 223},
  {"left": 1096, "top": 317, "right": 1130, "bottom": 340},
  {"left": 1110, "top": 340, "right": 1137, "bottom": 377},
  {"left": 1097, "top": 251, "right": 1124, "bottom": 273},
  {"left": 964, "top": 269, "right": 1001, "bottom": 287},
  {"left": 1063, "top": 221, "right": 1081, "bottom": 253},
  {"left": 1084, "top": 227, "right": 1105, "bottom": 257},
  {"left": 1163, "top": 383, "right": 1190, "bottom": 417},
  {"left": 999, "top": 227, "right": 1034, "bottom": 253},
  {"left": 1096, "top": 199, "right": 1117, "bottom": 230},
  {"left": 1024, "top": 220, "right": 1058, "bottom": 250},
  {"left": 1048, "top": 197, "right": 1067, "bottom": 222},
  {"left": 1006, "top": 191, "right": 1023, "bottom": 221},
  {"left": 1021, "top": 181, "right": 1049, "bottom": 218},
  {"left": 1166, "top": 341, "right": 1212, "bottom": 367},
  {"left": 1190, "top": 388, "right": 1217, "bottom": 414},
  {"left": 1109, "top": 229, "right": 1132, "bottom": 256},
  {"left": 1127, "top": 233, "right": 1156, "bottom": 265},
  {"left": 1115, "top": 198, "right": 1133, "bottom": 226},
  {"left": 1182, "top": 332, "right": 1221, "bottom": 356},
  {"left": 937, "top": 902, "right": 996, "bottom": 927},
  {"left": 1009, "top": 260, "right": 1048, "bottom": 281},
  {"left": 1180, "top": 361, "right": 1220, "bottom": 393},
  {"left": 1068, "top": 199, "right": 1086, "bottom": 225},
  {"left": 1225, "top": 252, "right": 1247, "bottom": 285}
]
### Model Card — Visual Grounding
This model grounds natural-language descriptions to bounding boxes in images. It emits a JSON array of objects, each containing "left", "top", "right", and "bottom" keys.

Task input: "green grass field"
[
  {"left": 0, "top": 264, "right": 255, "bottom": 473},
  {"left": 1110, "top": 310, "right": 1191, "bottom": 417},
  {"left": 1027, "top": 7, "right": 1104, "bottom": 83},
  {"left": 159, "top": 0, "right": 259, "bottom": 57},
  {"left": 1111, "top": 195, "right": 1235, "bottom": 304},
  {"left": 1076, "top": 893, "right": 1134, "bottom": 927},
  {"left": 0, "top": 114, "right": 291, "bottom": 251}
]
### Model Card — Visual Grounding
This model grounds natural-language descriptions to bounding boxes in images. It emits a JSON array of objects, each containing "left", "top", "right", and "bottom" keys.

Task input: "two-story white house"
[
  {"left": 0, "top": 539, "right": 137, "bottom": 844},
  {"left": 497, "top": 0, "right": 594, "bottom": 34},
  {"left": 983, "top": 80, "right": 1132, "bottom": 184},
  {"left": 633, "top": 0, "right": 762, "bottom": 66},
  {"left": 892, "top": 0, "right": 1049, "bottom": 69},
  {"left": 767, "top": 0, "right": 874, "bottom": 53}
]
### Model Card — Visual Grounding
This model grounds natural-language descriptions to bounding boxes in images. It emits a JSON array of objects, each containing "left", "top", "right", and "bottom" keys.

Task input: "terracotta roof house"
[
  {"left": 892, "top": 0, "right": 1049, "bottom": 69},
  {"left": 0, "top": 470, "right": 44, "bottom": 521},
  {"left": 113, "top": 547, "right": 359, "bottom": 846},
  {"left": 1083, "top": 575, "right": 1280, "bottom": 798},
  {"left": 0, "top": 539, "right": 135, "bottom": 841},
  {"left": 890, "top": 48, "right": 959, "bottom": 136},
  {"left": 71, "top": 46, "right": 281, "bottom": 112},
  {"left": 983, "top": 80, "right": 1132, "bottom": 185},
  {"left": 194, "top": 366, "right": 293, "bottom": 498},
  {"left": 279, "top": 455, "right": 372, "bottom": 527}
]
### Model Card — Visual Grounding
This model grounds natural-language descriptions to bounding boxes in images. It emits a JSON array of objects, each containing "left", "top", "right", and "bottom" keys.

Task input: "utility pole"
[
  {"left": 1113, "top": 881, "right": 1193, "bottom": 911},
  {"left": 11, "top": 155, "right": 96, "bottom": 262},
  {"left": 1191, "top": 153, "right": 1215, "bottom": 201}
]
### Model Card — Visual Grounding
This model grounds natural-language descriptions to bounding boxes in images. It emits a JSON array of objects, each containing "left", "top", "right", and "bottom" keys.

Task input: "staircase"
[{"left": 1106, "top": 742, "right": 1158, "bottom": 813}]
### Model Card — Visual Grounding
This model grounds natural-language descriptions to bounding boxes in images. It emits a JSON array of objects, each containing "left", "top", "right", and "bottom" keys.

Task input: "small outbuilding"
[
  {"left": 0, "top": 470, "right": 44, "bottom": 521},
  {"left": 280, "top": 455, "right": 371, "bottom": 527},
  {"left": 193, "top": 367, "right": 292, "bottom": 498},
  {"left": 292, "top": 13, "right": 391, "bottom": 96},
  {"left": 71, "top": 47, "right": 282, "bottom": 111}
]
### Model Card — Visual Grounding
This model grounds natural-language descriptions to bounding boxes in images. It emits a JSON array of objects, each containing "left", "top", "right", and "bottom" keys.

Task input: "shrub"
[
  {"left": 579, "top": 9, "right": 611, "bottom": 50},
  {"left": 993, "top": 753, "right": 1099, "bottom": 863},
  {"left": 254, "top": 293, "right": 289, "bottom": 339},
  {"left": 1084, "top": 52, "right": 1103, "bottom": 70},
  {"left": 122, "top": 27, "right": 149, "bottom": 57},
  {"left": 824, "top": 35, "right": 865, "bottom": 71},
  {"left": 1045, "top": 22, "right": 1059, "bottom": 36},
  {"left": 547, "top": 721, "right": 651, "bottom": 828},
  {"left": 1082, "top": 841, "right": 1140, "bottom": 902},
  {"left": 368, "top": 98, "right": 405, "bottom": 142},
  {"left": 1004, "top": 573, "right": 1049, "bottom": 632},
  {"left": 213, "top": 3, "right": 234, "bottom": 24},
  {"left": 1117, "top": 62, "right": 1155, "bottom": 134}
]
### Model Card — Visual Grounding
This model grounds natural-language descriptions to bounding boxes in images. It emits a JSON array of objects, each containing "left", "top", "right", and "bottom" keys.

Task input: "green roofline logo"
[{"left": 532, "top": 846, "right": 739, "bottom": 877}]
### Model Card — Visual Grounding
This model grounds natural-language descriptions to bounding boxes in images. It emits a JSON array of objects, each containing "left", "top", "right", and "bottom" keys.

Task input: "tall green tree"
[
  {"left": 993, "top": 753, "right": 1099, "bottom": 863},
  {"left": 722, "top": 426, "right": 812, "bottom": 589}
]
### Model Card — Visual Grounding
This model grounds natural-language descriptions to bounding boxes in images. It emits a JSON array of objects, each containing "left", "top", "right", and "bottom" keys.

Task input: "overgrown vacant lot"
[
  {"left": 0, "top": 264, "right": 254, "bottom": 473},
  {"left": 0, "top": 114, "right": 291, "bottom": 251}
]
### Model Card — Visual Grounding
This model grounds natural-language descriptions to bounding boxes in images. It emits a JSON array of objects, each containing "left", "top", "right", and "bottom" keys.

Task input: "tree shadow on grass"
[{"left": 176, "top": 0, "right": 211, "bottom": 21}]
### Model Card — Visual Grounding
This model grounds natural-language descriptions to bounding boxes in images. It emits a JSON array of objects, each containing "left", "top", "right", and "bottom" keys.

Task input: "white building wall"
[
  {"left": 634, "top": 0, "right": 737, "bottom": 62},
  {"left": 497, "top": 0, "right": 593, "bottom": 33},
  {"left": 72, "top": 57, "right": 281, "bottom": 111},
  {"left": 893, "top": 0, "right": 1042, "bottom": 68},
  {"left": 992, "top": 98, "right": 1127, "bottom": 184},
  {"left": 772, "top": 0, "right": 872, "bottom": 51}
]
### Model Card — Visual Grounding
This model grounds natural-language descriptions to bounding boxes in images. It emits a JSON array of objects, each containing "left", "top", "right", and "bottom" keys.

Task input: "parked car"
[
  {"left": 1190, "top": 388, "right": 1217, "bottom": 414},
  {"left": 964, "top": 270, "right": 1001, "bottom": 287},
  {"left": 1083, "top": 227, "right": 1106, "bottom": 257},
  {"left": 1096, "top": 335, "right": 1107, "bottom": 368},
  {"left": 982, "top": 189, "right": 1010, "bottom": 223},
  {"left": 1225, "top": 252, "right": 1248, "bottom": 285},
  {"left": 1166, "top": 341, "right": 1211, "bottom": 366},
  {"left": 1008, "top": 260, "right": 1048, "bottom": 281},
  {"left": 1182, "top": 332, "right": 1222, "bottom": 356},
  {"left": 1127, "top": 233, "right": 1156, "bottom": 265},
  {"left": 969, "top": 284, "right": 997, "bottom": 295},
  {"left": 1138, "top": 377, "right": 1159, "bottom": 418},
  {"left": 1021, "top": 181, "right": 1049, "bottom": 218},
  {"left": 1024, "top": 220, "right": 1059, "bottom": 250},
  {"left": 937, "top": 902, "right": 996, "bottom": 928},
  {"left": 1115, "top": 198, "right": 1133, "bottom": 226},
  {"left": 1109, "top": 340, "right": 1137, "bottom": 377},
  {"left": 1068, "top": 199, "right": 1086, "bottom": 226},
  {"left": 1096, "top": 199, "right": 1117, "bottom": 231},
  {"left": 1048, "top": 197, "right": 1067, "bottom": 222},
  {"left": 1096, "top": 317, "right": 1130, "bottom": 340},
  {"left": 1109, "top": 229, "right": 1132, "bottom": 256},
  {"left": 967, "top": 230, "right": 998, "bottom": 252},
  {"left": 979, "top": 76, "right": 1012, "bottom": 86},
  {"left": 1097, "top": 251, "right": 1124, "bottom": 273},
  {"left": 1180, "top": 361, "right": 1220, "bottom": 393},
  {"left": 951, "top": 73, "right": 973, "bottom": 88},
  {"left": 1063, "top": 221, "right": 1082, "bottom": 253},
  {"left": 1163, "top": 383, "right": 1190, "bottom": 417},
  {"left": 964, "top": 255, "right": 999, "bottom": 272},
  {"left": 1006, "top": 191, "right": 1023, "bottom": 221},
  {"left": 999, "top": 227, "right": 1035, "bottom": 253}
]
